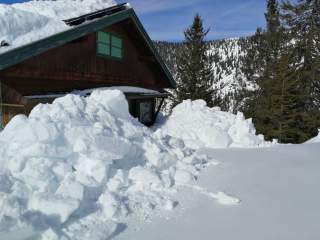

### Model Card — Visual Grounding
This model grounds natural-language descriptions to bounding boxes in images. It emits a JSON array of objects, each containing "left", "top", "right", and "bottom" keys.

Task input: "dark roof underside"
[{"left": 0, "top": 4, "right": 176, "bottom": 88}]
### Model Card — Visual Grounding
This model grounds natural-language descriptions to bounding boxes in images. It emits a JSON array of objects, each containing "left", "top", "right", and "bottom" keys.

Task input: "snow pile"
[
  {"left": 0, "top": 91, "right": 269, "bottom": 239},
  {"left": 157, "top": 99, "right": 271, "bottom": 149},
  {"left": 306, "top": 130, "right": 320, "bottom": 143},
  {"left": 0, "top": 90, "right": 208, "bottom": 240},
  {"left": 0, "top": 0, "right": 117, "bottom": 53}
]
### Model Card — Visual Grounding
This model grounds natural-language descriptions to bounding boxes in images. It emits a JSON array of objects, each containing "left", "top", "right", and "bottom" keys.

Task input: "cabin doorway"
[{"left": 128, "top": 98, "right": 155, "bottom": 126}]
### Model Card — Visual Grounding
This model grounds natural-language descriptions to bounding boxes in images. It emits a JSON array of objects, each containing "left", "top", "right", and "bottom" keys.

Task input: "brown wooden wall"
[{"left": 0, "top": 19, "right": 171, "bottom": 100}]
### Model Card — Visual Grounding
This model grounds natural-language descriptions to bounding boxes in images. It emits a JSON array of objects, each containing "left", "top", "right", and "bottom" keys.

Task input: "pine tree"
[
  {"left": 243, "top": 0, "right": 284, "bottom": 141},
  {"left": 265, "top": 0, "right": 281, "bottom": 34},
  {"left": 265, "top": 0, "right": 283, "bottom": 60},
  {"left": 241, "top": 28, "right": 268, "bottom": 87},
  {"left": 243, "top": 0, "right": 282, "bottom": 88},
  {"left": 280, "top": 0, "right": 320, "bottom": 142},
  {"left": 174, "top": 14, "right": 217, "bottom": 107},
  {"left": 246, "top": 0, "right": 320, "bottom": 143}
]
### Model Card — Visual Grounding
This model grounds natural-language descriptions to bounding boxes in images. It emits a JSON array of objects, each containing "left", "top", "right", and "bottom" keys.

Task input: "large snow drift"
[
  {"left": 0, "top": 91, "right": 268, "bottom": 239},
  {"left": 0, "top": 90, "right": 207, "bottom": 239},
  {"left": 0, "top": 0, "right": 117, "bottom": 54},
  {"left": 157, "top": 100, "right": 272, "bottom": 149}
]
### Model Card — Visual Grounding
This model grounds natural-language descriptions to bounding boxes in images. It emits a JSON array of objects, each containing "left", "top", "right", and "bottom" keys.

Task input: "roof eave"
[{"left": 127, "top": 10, "right": 176, "bottom": 88}]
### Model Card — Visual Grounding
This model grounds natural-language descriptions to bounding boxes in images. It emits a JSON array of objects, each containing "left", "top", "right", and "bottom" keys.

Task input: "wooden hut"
[{"left": 0, "top": 3, "right": 175, "bottom": 127}]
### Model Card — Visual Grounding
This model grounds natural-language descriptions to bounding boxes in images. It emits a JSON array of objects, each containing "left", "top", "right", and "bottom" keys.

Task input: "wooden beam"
[{"left": 0, "top": 103, "right": 25, "bottom": 108}]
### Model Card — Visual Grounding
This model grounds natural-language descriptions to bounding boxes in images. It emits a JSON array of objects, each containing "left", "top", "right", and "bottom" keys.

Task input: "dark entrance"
[{"left": 129, "top": 98, "right": 155, "bottom": 126}]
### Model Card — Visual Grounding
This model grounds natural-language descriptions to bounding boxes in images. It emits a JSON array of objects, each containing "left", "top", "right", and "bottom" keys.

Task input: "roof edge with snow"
[{"left": 0, "top": 5, "right": 176, "bottom": 88}]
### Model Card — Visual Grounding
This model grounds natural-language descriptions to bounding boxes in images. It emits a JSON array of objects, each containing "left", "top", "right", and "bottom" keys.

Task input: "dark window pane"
[
  {"left": 98, "top": 31, "right": 110, "bottom": 44},
  {"left": 98, "top": 43, "right": 110, "bottom": 55},
  {"left": 111, "top": 35, "right": 122, "bottom": 48},
  {"left": 111, "top": 47, "right": 122, "bottom": 58},
  {"left": 97, "top": 32, "right": 123, "bottom": 59},
  {"left": 139, "top": 101, "right": 153, "bottom": 124},
  {"left": 129, "top": 99, "right": 138, "bottom": 118}
]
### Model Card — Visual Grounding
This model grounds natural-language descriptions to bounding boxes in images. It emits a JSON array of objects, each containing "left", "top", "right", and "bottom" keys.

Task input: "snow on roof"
[
  {"left": 76, "top": 86, "right": 162, "bottom": 95},
  {"left": 0, "top": 0, "right": 121, "bottom": 54},
  {"left": 24, "top": 86, "right": 162, "bottom": 99}
]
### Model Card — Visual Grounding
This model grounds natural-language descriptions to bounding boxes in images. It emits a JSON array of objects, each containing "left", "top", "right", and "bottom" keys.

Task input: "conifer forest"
[{"left": 155, "top": 0, "right": 320, "bottom": 143}]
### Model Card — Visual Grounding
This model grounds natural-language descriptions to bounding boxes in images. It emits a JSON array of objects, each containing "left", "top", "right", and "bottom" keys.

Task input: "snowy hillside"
[
  {"left": 155, "top": 38, "right": 255, "bottom": 112},
  {"left": 0, "top": 90, "right": 270, "bottom": 240},
  {"left": 0, "top": 0, "right": 118, "bottom": 54},
  {"left": 209, "top": 38, "right": 255, "bottom": 96}
]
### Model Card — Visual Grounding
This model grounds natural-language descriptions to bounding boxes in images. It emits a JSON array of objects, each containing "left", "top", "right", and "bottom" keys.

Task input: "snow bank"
[
  {"left": 306, "top": 130, "right": 320, "bottom": 143},
  {"left": 0, "top": 90, "right": 208, "bottom": 239},
  {"left": 0, "top": 0, "right": 117, "bottom": 54},
  {"left": 157, "top": 100, "right": 271, "bottom": 149},
  {"left": 0, "top": 92, "right": 271, "bottom": 239}
]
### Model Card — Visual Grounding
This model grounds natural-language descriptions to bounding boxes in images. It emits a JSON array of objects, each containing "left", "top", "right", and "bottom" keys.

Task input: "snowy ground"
[
  {"left": 115, "top": 143, "right": 320, "bottom": 240},
  {"left": 0, "top": 90, "right": 319, "bottom": 240}
]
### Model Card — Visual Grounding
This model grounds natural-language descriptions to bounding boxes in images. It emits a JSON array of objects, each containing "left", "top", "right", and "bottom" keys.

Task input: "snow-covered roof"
[
  {"left": 24, "top": 86, "right": 166, "bottom": 99},
  {"left": 0, "top": 0, "right": 127, "bottom": 54},
  {"left": 76, "top": 86, "right": 162, "bottom": 96},
  {"left": 0, "top": 0, "right": 176, "bottom": 88}
]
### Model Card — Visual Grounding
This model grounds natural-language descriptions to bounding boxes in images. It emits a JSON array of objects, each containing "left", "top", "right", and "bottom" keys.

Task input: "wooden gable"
[{"left": 0, "top": 20, "right": 172, "bottom": 97}]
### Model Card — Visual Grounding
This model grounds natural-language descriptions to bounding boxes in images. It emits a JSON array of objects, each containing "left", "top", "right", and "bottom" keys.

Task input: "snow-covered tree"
[{"left": 279, "top": 0, "right": 320, "bottom": 142}]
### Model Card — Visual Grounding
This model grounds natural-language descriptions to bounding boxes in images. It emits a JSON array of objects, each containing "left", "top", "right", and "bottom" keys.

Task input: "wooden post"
[
  {"left": 0, "top": 79, "right": 3, "bottom": 129},
  {"left": 153, "top": 97, "right": 165, "bottom": 123}
]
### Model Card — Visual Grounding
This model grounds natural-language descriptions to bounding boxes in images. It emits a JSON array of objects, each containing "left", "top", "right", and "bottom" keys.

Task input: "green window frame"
[{"left": 97, "top": 31, "right": 123, "bottom": 59}]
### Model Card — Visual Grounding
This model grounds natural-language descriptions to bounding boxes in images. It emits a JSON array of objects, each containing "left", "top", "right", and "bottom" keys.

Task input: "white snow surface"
[
  {"left": 0, "top": 90, "right": 264, "bottom": 240},
  {"left": 157, "top": 99, "right": 272, "bottom": 149},
  {"left": 306, "top": 130, "right": 320, "bottom": 143},
  {"left": 25, "top": 86, "right": 160, "bottom": 99},
  {"left": 0, "top": 90, "right": 317, "bottom": 240},
  {"left": 0, "top": 0, "right": 117, "bottom": 54},
  {"left": 74, "top": 86, "right": 161, "bottom": 96},
  {"left": 116, "top": 144, "right": 320, "bottom": 240}
]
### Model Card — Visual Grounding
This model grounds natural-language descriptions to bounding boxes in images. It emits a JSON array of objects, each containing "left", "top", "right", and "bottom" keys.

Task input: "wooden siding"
[{"left": 0, "top": 19, "right": 170, "bottom": 98}]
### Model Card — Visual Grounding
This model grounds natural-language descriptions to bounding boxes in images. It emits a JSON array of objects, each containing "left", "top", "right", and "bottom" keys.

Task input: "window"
[
  {"left": 97, "top": 31, "right": 123, "bottom": 59},
  {"left": 128, "top": 99, "right": 155, "bottom": 126},
  {"left": 139, "top": 101, "right": 153, "bottom": 124}
]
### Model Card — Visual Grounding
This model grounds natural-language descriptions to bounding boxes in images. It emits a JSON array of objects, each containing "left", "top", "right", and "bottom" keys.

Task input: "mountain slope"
[{"left": 154, "top": 38, "right": 255, "bottom": 112}]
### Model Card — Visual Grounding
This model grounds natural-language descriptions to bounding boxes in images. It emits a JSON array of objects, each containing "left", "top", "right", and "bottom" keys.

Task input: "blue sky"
[{"left": 1, "top": 0, "right": 267, "bottom": 41}]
